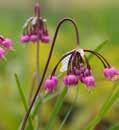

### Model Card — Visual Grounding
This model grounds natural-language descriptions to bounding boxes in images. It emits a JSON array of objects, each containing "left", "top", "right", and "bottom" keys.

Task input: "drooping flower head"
[
  {"left": 0, "top": 35, "right": 13, "bottom": 59},
  {"left": 44, "top": 46, "right": 119, "bottom": 92},
  {"left": 21, "top": 2, "right": 50, "bottom": 44}
]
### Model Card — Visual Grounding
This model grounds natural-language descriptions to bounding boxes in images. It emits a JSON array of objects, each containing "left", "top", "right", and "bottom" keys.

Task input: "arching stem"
[
  {"left": 51, "top": 50, "right": 75, "bottom": 76},
  {"left": 20, "top": 17, "right": 80, "bottom": 130},
  {"left": 84, "top": 49, "right": 111, "bottom": 68}
]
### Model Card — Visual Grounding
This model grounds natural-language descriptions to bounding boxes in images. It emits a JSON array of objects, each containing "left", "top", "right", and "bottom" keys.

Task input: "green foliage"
[
  {"left": 85, "top": 82, "right": 119, "bottom": 130},
  {"left": 58, "top": 87, "right": 79, "bottom": 130},
  {"left": 45, "top": 87, "right": 68, "bottom": 130},
  {"left": 14, "top": 73, "right": 34, "bottom": 130}
]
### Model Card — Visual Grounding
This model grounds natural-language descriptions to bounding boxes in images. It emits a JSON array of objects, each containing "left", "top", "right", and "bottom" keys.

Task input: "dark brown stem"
[
  {"left": 34, "top": 2, "right": 40, "bottom": 17},
  {"left": 84, "top": 55, "right": 91, "bottom": 70},
  {"left": 84, "top": 49, "right": 111, "bottom": 68},
  {"left": 20, "top": 17, "right": 80, "bottom": 130}
]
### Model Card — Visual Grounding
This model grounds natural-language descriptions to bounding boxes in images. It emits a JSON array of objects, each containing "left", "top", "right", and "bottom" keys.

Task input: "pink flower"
[
  {"left": 21, "top": 35, "right": 30, "bottom": 43},
  {"left": 63, "top": 74, "right": 78, "bottom": 86},
  {"left": 44, "top": 76, "right": 58, "bottom": 92},
  {"left": 41, "top": 35, "right": 50, "bottom": 43},
  {"left": 0, "top": 47, "right": 5, "bottom": 59},
  {"left": 82, "top": 76, "right": 95, "bottom": 88},
  {"left": 51, "top": 76, "right": 58, "bottom": 86},
  {"left": 30, "top": 34, "right": 38, "bottom": 42},
  {"left": 104, "top": 67, "right": 119, "bottom": 80},
  {"left": 2, "top": 38, "right": 13, "bottom": 49}
]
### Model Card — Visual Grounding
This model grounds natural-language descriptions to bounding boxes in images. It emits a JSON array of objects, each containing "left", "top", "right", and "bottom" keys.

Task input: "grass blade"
[
  {"left": 14, "top": 73, "right": 34, "bottom": 130},
  {"left": 45, "top": 87, "right": 68, "bottom": 130},
  {"left": 85, "top": 82, "right": 119, "bottom": 130},
  {"left": 31, "top": 90, "right": 61, "bottom": 119},
  {"left": 58, "top": 87, "right": 79, "bottom": 130},
  {"left": 58, "top": 105, "right": 73, "bottom": 130}
]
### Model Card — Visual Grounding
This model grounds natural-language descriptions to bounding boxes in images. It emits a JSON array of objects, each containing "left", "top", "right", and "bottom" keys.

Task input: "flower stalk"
[{"left": 20, "top": 17, "right": 80, "bottom": 130}]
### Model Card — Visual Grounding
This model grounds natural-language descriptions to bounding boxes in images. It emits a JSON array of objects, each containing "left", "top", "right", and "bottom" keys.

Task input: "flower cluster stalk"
[{"left": 20, "top": 18, "right": 80, "bottom": 130}]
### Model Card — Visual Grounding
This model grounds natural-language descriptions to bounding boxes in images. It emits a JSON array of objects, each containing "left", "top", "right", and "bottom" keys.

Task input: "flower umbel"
[
  {"left": 21, "top": 3, "right": 50, "bottom": 44},
  {"left": 44, "top": 47, "right": 119, "bottom": 92}
]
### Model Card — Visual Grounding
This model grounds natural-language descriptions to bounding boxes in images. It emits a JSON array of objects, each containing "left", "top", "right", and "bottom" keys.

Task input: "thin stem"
[
  {"left": 84, "top": 55, "right": 91, "bottom": 70},
  {"left": 84, "top": 49, "right": 110, "bottom": 68},
  {"left": 67, "top": 51, "right": 76, "bottom": 75},
  {"left": 28, "top": 74, "right": 36, "bottom": 104},
  {"left": 36, "top": 42, "right": 40, "bottom": 78},
  {"left": 28, "top": 42, "right": 40, "bottom": 104},
  {"left": 34, "top": 2, "right": 40, "bottom": 17},
  {"left": 21, "top": 17, "right": 80, "bottom": 130},
  {"left": 51, "top": 50, "right": 75, "bottom": 76}
]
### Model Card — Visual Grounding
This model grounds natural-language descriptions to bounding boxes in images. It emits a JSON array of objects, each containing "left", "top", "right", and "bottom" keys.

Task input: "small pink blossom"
[
  {"left": 30, "top": 34, "right": 38, "bottom": 42},
  {"left": 0, "top": 47, "right": 5, "bottom": 59},
  {"left": 82, "top": 76, "right": 95, "bottom": 88},
  {"left": 63, "top": 74, "right": 78, "bottom": 86},
  {"left": 44, "top": 76, "right": 58, "bottom": 93},
  {"left": 41, "top": 35, "right": 50, "bottom": 43},
  {"left": 21, "top": 35, "right": 30, "bottom": 43},
  {"left": 2, "top": 38, "right": 13, "bottom": 49},
  {"left": 104, "top": 67, "right": 119, "bottom": 80}
]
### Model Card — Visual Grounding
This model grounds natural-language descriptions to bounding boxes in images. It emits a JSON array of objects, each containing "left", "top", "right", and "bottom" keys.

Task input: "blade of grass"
[
  {"left": 58, "top": 86, "right": 79, "bottom": 130},
  {"left": 85, "top": 82, "right": 119, "bottom": 130},
  {"left": 87, "top": 40, "right": 108, "bottom": 60},
  {"left": 45, "top": 87, "right": 68, "bottom": 130},
  {"left": 31, "top": 90, "right": 61, "bottom": 119},
  {"left": 14, "top": 73, "right": 34, "bottom": 130},
  {"left": 109, "top": 122, "right": 119, "bottom": 130}
]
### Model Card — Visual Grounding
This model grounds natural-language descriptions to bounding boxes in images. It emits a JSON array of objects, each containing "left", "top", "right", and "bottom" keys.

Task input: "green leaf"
[
  {"left": 109, "top": 122, "right": 119, "bottom": 130},
  {"left": 45, "top": 87, "right": 68, "bottom": 130},
  {"left": 31, "top": 90, "right": 61, "bottom": 119},
  {"left": 58, "top": 105, "right": 73, "bottom": 130},
  {"left": 85, "top": 82, "right": 119, "bottom": 130},
  {"left": 14, "top": 73, "right": 34, "bottom": 130},
  {"left": 87, "top": 40, "right": 108, "bottom": 60}
]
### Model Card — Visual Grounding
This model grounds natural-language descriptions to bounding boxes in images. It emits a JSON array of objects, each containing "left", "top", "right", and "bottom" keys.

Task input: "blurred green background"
[{"left": 0, "top": 0, "right": 119, "bottom": 130}]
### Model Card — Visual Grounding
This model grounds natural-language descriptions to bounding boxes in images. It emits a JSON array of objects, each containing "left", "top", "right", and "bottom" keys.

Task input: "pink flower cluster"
[
  {"left": 44, "top": 49, "right": 119, "bottom": 93},
  {"left": 0, "top": 35, "right": 13, "bottom": 59},
  {"left": 20, "top": 4, "right": 50, "bottom": 44},
  {"left": 21, "top": 28, "right": 50, "bottom": 44}
]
